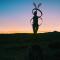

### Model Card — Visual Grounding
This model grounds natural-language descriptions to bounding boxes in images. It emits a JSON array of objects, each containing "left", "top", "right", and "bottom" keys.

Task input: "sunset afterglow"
[{"left": 0, "top": 0, "right": 60, "bottom": 33}]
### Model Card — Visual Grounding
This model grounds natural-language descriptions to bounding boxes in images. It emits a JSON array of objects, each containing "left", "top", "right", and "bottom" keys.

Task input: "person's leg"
[
  {"left": 35, "top": 24, "right": 39, "bottom": 34},
  {"left": 32, "top": 24, "right": 39, "bottom": 34},
  {"left": 32, "top": 24, "right": 36, "bottom": 34}
]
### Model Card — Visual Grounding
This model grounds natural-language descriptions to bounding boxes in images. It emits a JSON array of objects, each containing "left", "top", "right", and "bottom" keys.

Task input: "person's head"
[{"left": 33, "top": 11, "right": 37, "bottom": 16}]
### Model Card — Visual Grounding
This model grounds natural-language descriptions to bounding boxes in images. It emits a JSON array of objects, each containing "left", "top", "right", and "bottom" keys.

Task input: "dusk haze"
[{"left": 0, "top": 0, "right": 60, "bottom": 33}]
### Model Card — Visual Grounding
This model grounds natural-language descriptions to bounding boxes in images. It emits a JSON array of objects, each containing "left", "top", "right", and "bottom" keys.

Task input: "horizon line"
[{"left": 0, "top": 31, "right": 59, "bottom": 34}]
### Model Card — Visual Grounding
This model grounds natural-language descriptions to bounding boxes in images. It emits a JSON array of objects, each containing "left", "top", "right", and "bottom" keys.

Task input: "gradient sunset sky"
[{"left": 0, "top": 0, "right": 60, "bottom": 33}]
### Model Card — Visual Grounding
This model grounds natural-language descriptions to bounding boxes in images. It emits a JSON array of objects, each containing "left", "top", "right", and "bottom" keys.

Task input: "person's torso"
[{"left": 33, "top": 16, "right": 38, "bottom": 24}]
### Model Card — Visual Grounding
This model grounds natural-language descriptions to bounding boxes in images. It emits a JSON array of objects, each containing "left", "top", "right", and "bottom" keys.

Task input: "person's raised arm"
[{"left": 37, "top": 9, "right": 43, "bottom": 18}]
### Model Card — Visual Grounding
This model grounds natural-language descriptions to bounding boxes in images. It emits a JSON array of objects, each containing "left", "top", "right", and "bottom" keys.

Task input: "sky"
[{"left": 0, "top": 0, "right": 60, "bottom": 33}]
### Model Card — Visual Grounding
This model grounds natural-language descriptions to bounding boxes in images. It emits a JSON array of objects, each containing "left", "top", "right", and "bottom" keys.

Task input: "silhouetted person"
[
  {"left": 29, "top": 44, "right": 43, "bottom": 60},
  {"left": 30, "top": 10, "right": 42, "bottom": 34}
]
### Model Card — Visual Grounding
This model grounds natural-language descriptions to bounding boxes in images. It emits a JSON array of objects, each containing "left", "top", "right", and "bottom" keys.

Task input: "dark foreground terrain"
[{"left": 0, "top": 31, "right": 60, "bottom": 60}]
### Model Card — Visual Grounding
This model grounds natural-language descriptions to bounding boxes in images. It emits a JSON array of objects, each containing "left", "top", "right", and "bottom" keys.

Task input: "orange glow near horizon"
[{"left": 0, "top": 26, "right": 59, "bottom": 34}]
